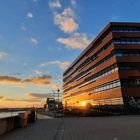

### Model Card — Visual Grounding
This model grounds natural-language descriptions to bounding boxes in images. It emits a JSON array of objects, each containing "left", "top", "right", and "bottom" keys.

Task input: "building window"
[
  {"left": 121, "top": 78, "right": 140, "bottom": 87},
  {"left": 111, "top": 26, "right": 140, "bottom": 33},
  {"left": 93, "top": 80, "right": 121, "bottom": 93}
]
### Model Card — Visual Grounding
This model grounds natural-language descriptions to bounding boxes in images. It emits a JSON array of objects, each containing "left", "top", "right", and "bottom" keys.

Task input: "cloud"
[
  {"left": 0, "top": 75, "right": 53, "bottom": 86},
  {"left": 3, "top": 97, "right": 41, "bottom": 103},
  {"left": 21, "top": 23, "right": 27, "bottom": 31},
  {"left": 54, "top": 7, "right": 78, "bottom": 33},
  {"left": 24, "top": 75, "right": 52, "bottom": 85},
  {"left": 57, "top": 32, "right": 90, "bottom": 49},
  {"left": 40, "top": 60, "right": 71, "bottom": 70},
  {"left": 70, "top": 0, "right": 76, "bottom": 6},
  {"left": 0, "top": 52, "right": 8, "bottom": 60},
  {"left": 0, "top": 95, "right": 41, "bottom": 103},
  {"left": 0, "top": 96, "right": 44, "bottom": 108},
  {"left": 31, "top": 37, "right": 38, "bottom": 45},
  {"left": 27, "top": 12, "right": 34, "bottom": 18},
  {"left": 9, "top": 72, "right": 21, "bottom": 76},
  {"left": 49, "top": 0, "right": 61, "bottom": 8},
  {"left": 50, "top": 1, "right": 90, "bottom": 50},
  {"left": 27, "top": 93, "right": 53, "bottom": 99},
  {"left": 0, "top": 96, "right": 4, "bottom": 99},
  {"left": 0, "top": 76, "right": 21, "bottom": 85},
  {"left": 0, "top": 75, "right": 62, "bottom": 90},
  {"left": 34, "top": 70, "right": 44, "bottom": 75}
]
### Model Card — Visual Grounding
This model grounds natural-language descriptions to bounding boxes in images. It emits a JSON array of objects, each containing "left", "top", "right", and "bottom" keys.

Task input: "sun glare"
[{"left": 81, "top": 101, "right": 87, "bottom": 107}]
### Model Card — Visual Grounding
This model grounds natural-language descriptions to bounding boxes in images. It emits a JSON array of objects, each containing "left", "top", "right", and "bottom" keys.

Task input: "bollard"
[{"left": 18, "top": 112, "right": 28, "bottom": 127}]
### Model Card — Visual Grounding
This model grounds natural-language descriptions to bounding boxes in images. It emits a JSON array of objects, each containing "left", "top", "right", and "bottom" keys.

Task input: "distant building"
[
  {"left": 45, "top": 98, "right": 56, "bottom": 111},
  {"left": 44, "top": 97, "right": 63, "bottom": 111},
  {"left": 63, "top": 22, "right": 140, "bottom": 112}
]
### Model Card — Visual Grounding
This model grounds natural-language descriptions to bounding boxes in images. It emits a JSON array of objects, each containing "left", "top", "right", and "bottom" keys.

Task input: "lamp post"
[
  {"left": 57, "top": 89, "right": 60, "bottom": 113},
  {"left": 53, "top": 90, "right": 55, "bottom": 100},
  {"left": 52, "top": 90, "right": 56, "bottom": 117}
]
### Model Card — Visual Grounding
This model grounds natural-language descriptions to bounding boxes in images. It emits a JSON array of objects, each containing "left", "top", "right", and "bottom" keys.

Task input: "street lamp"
[
  {"left": 52, "top": 90, "right": 55, "bottom": 99},
  {"left": 57, "top": 89, "right": 60, "bottom": 112}
]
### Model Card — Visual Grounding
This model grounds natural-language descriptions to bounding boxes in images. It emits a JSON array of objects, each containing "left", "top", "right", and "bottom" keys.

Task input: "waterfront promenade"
[{"left": 0, "top": 114, "right": 140, "bottom": 140}]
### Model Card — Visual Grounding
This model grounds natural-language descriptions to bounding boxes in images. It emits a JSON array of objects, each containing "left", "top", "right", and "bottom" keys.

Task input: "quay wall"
[{"left": 0, "top": 116, "right": 19, "bottom": 135}]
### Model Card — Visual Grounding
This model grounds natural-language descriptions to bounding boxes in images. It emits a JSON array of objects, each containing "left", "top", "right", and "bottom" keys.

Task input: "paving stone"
[{"left": 1, "top": 115, "right": 140, "bottom": 140}]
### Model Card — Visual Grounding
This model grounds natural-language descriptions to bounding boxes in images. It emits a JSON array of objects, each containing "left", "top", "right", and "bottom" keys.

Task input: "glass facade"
[{"left": 93, "top": 80, "right": 121, "bottom": 93}]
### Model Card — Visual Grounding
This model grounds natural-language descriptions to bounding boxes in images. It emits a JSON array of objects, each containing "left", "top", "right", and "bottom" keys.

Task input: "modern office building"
[{"left": 63, "top": 22, "right": 140, "bottom": 111}]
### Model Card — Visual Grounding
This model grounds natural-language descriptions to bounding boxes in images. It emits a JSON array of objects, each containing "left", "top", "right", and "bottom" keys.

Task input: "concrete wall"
[{"left": 0, "top": 116, "right": 19, "bottom": 135}]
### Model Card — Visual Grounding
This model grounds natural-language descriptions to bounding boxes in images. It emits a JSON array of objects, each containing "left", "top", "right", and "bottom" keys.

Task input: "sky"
[{"left": 0, "top": 0, "right": 140, "bottom": 108}]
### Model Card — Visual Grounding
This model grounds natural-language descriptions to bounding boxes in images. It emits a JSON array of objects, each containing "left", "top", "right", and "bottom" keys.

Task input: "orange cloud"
[
  {"left": 23, "top": 75, "right": 52, "bottom": 85},
  {"left": 0, "top": 75, "right": 53, "bottom": 86},
  {"left": 57, "top": 32, "right": 90, "bottom": 49},
  {"left": 27, "top": 93, "right": 53, "bottom": 99},
  {"left": 0, "top": 96, "right": 4, "bottom": 99},
  {"left": 4, "top": 97, "right": 41, "bottom": 103},
  {"left": 54, "top": 8, "right": 78, "bottom": 33},
  {"left": 0, "top": 96, "right": 44, "bottom": 108},
  {"left": 40, "top": 60, "right": 71, "bottom": 70},
  {"left": 0, "top": 75, "right": 21, "bottom": 83}
]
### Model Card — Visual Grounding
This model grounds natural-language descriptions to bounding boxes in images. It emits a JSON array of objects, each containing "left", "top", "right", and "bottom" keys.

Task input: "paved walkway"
[
  {"left": 1, "top": 115, "right": 140, "bottom": 140},
  {"left": 0, "top": 114, "right": 62, "bottom": 140}
]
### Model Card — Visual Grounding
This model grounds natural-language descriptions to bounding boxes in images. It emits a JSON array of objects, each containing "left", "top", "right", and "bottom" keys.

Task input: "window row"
[
  {"left": 63, "top": 81, "right": 85, "bottom": 93},
  {"left": 119, "top": 66, "right": 140, "bottom": 70},
  {"left": 64, "top": 64, "right": 118, "bottom": 93},
  {"left": 111, "top": 26, "right": 140, "bottom": 32},
  {"left": 121, "top": 79, "right": 140, "bottom": 87},
  {"left": 114, "top": 41, "right": 140, "bottom": 45},
  {"left": 113, "top": 37, "right": 140, "bottom": 45},
  {"left": 65, "top": 79, "right": 121, "bottom": 95},
  {"left": 79, "top": 38, "right": 140, "bottom": 72},
  {"left": 115, "top": 53, "right": 140, "bottom": 57},
  {"left": 91, "top": 97, "right": 124, "bottom": 106},
  {"left": 64, "top": 37, "right": 140, "bottom": 82},
  {"left": 118, "top": 62, "right": 140, "bottom": 70},
  {"left": 64, "top": 48, "right": 139, "bottom": 88},
  {"left": 64, "top": 79, "right": 122, "bottom": 97},
  {"left": 86, "top": 64, "right": 118, "bottom": 83},
  {"left": 64, "top": 37, "right": 140, "bottom": 83},
  {"left": 77, "top": 41, "right": 112, "bottom": 72},
  {"left": 64, "top": 40, "right": 112, "bottom": 80},
  {"left": 64, "top": 54, "right": 113, "bottom": 87},
  {"left": 112, "top": 30, "right": 140, "bottom": 33},
  {"left": 64, "top": 27, "right": 140, "bottom": 76},
  {"left": 93, "top": 80, "right": 121, "bottom": 93}
]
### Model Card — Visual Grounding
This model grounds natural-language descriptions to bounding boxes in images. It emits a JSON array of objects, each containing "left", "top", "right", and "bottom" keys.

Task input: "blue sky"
[{"left": 0, "top": 0, "right": 140, "bottom": 108}]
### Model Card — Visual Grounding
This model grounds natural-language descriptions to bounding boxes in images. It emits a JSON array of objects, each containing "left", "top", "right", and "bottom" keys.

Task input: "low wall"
[
  {"left": 0, "top": 116, "right": 19, "bottom": 135},
  {"left": 0, "top": 111, "right": 36, "bottom": 135}
]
